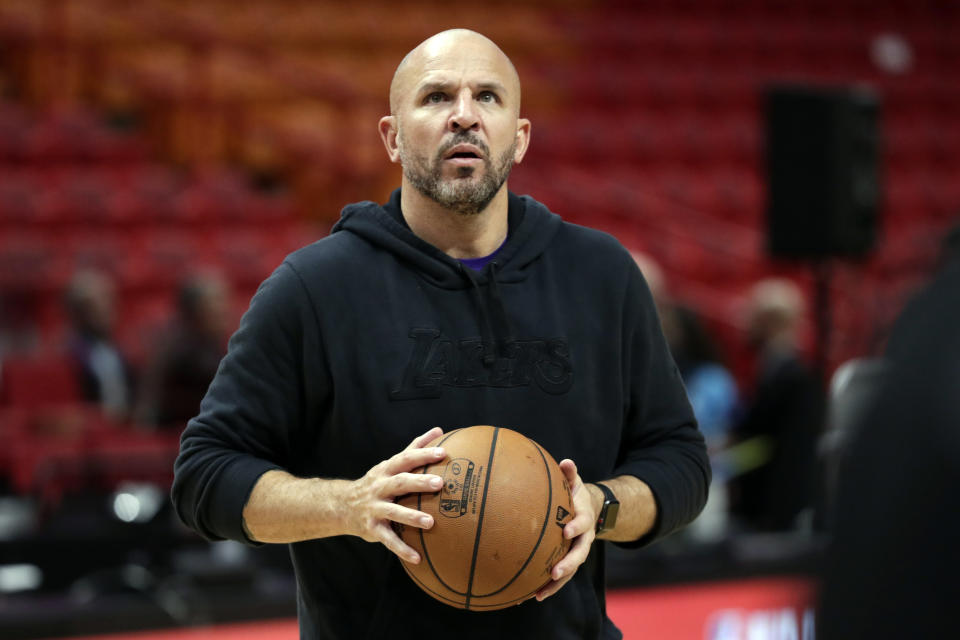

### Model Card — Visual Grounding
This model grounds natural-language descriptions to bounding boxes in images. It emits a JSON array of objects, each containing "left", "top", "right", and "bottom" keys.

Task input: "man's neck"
[{"left": 399, "top": 182, "right": 509, "bottom": 260}]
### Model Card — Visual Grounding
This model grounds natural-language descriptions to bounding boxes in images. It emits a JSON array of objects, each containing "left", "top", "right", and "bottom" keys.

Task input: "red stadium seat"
[
  {"left": 131, "top": 228, "right": 221, "bottom": 293},
  {"left": 0, "top": 172, "right": 50, "bottom": 228},
  {"left": 0, "top": 0, "right": 954, "bottom": 391},
  {"left": 0, "top": 233, "right": 65, "bottom": 294},
  {"left": 213, "top": 229, "right": 275, "bottom": 288},
  {"left": 123, "top": 166, "right": 185, "bottom": 225},
  {"left": 85, "top": 428, "right": 181, "bottom": 491},
  {"left": 0, "top": 353, "right": 82, "bottom": 409}
]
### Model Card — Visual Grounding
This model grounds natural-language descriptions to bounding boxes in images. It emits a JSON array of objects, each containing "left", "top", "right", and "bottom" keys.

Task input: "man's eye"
[
  {"left": 426, "top": 92, "right": 446, "bottom": 104},
  {"left": 478, "top": 91, "right": 498, "bottom": 103}
]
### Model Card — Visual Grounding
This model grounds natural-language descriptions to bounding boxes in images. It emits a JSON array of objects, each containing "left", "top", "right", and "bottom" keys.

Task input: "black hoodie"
[{"left": 172, "top": 189, "right": 710, "bottom": 640}]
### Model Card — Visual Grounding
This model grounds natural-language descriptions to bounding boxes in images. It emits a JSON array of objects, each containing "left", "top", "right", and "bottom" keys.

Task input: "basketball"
[{"left": 395, "top": 425, "right": 574, "bottom": 611}]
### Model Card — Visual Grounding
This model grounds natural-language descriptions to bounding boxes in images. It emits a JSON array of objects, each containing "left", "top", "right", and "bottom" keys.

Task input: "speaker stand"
[{"left": 813, "top": 259, "right": 832, "bottom": 387}]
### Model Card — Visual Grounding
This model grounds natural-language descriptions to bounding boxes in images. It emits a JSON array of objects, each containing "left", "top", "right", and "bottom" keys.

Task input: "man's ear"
[
  {"left": 379, "top": 116, "right": 401, "bottom": 164},
  {"left": 513, "top": 118, "right": 532, "bottom": 164}
]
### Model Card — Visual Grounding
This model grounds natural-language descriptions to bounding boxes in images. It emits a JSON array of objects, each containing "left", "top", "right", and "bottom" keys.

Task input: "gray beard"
[{"left": 400, "top": 132, "right": 517, "bottom": 216}]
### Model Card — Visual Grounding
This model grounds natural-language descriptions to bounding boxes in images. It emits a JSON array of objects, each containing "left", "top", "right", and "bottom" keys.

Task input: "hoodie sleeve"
[
  {"left": 612, "top": 264, "right": 711, "bottom": 547},
  {"left": 171, "top": 261, "right": 323, "bottom": 544}
]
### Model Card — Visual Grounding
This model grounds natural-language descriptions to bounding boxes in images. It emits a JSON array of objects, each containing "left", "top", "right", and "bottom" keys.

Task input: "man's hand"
[
  {"left": 344, "top": 427, "right": 447, "bottom": 564},
  {"left": 535, "top": 458, "right": 598, "bottom": 602}
]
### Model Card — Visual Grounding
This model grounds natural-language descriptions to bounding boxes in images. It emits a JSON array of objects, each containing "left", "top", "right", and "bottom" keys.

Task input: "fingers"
[
  {"left": 536, "top": 457, "right": 595, "bottom": 603},
  {"left": 558, "top": 459, "right": 582, "bottom": 492},
  {"left": 563, "top": 493, "right": 595, "bottom": 541},
  {"left": 376, "top": 522, "right": 422, "bottom": 564},
  {"left": 382, "top": 427, "right": 447, "bottom": 476},
  {"left": 382, "top": 446, "right": 443, "bottom": 476},
  {"left": 383, "top": 471, "right": 444, "bottom": 498},
  {"left": 535, "top": 526, "right": 594, "bottom": 602},
  {"left": 383, "top": 501, "right": 435, "bottom": 530},
  {"left": 557, "top": 458, "right": 590, "bottom": 540},
  {"left": 384, "top": 445, "right": 447, "bottom": 476},
  {"left": 552, "top": 524, "right": 594, "bottom": 579},
  {"left": 407, "top": 426, "right": 443, "bottom": 450},
  {"left": 536, "top": 572, "right": 572, "bottom": 601},
  {"left": 563, "top": 510, "right": 594, "bottom": 542},
  {"left": 350, "top": 430, "right": 448, "bottom": 556}
]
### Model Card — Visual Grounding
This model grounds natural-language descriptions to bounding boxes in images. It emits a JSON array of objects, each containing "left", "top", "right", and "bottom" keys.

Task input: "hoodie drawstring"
[
  {"left": 486, "top": 261, "right": 515, "bottom": 349},
  {"left": 460, "top": 264, "right": 498, "bottom": 365},
  {"left": 459, "top": 261, "right": 514, "bottom": 365}
]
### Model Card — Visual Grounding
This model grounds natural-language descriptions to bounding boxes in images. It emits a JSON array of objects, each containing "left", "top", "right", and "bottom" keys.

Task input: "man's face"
[
  {"left": 75, "top": 277, "right": 116, "bottom": 338},
  {"left": 398, "top": 124, "right": 516, "bottom": 216},
  {"left": 383, "top": 33, "right": 530, "bottom": 215}
]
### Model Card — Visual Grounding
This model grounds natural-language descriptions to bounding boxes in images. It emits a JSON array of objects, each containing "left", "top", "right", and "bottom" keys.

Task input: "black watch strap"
[{"left": 594, "top": 482, "right": 620, "bottom": 534}]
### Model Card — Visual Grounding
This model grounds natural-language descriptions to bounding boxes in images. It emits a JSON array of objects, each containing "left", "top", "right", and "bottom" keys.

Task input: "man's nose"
[{"left": 449, "top": 91, "right": 480, "bottom": 131}]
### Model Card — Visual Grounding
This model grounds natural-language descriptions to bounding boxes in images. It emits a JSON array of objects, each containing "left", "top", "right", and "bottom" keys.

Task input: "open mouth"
[{"left": 444, "top": 144, "right": 484, "bottom": 161}]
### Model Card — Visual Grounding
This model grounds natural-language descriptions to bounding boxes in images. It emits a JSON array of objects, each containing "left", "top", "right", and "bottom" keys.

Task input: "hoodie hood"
[
  {"left": 331, "top": 188, "right": 564, "bottom": 363},
  {"left": 330, "top": 188, "right": 563, "bottom": 289}
]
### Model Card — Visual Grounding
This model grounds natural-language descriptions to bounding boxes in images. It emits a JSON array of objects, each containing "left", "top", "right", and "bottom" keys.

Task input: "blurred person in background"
[
  {"left": 819, "top": 223, "right": 960, "bottom": 639},
  {"left": 633, "top": 251, "right": 739, "bottom": 541},
  {"left": 729, "top": 278, "right": 824, "bottom": 532},
  {"left": 64, "top": 268, "right": 135, "bottom": 421},
  {"left": 135, "top": 272, "right": 231, "bottom": 430}
]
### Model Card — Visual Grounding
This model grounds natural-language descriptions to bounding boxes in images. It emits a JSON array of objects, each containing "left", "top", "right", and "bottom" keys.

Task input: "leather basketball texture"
[{"left": 395, "top": 425, "right": 574, "bottom": 611}]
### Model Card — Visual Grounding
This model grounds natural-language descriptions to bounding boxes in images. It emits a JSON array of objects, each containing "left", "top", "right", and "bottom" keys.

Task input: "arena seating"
[
  {"left": 1, "top": 0, "right": 958, "bottom": 505},
  {"left": 0, "top": 5, "right": 957, "bottom": 639}
]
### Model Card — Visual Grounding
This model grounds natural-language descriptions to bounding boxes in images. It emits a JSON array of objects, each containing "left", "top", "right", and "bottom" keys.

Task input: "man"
[
  {"left": 135, "top": 272, "right": 231, "bottom": 429},
  {"left": 633, "top": 252, "right": 737, "bottom": 541},
  {"left": 172, "top": 29, "right": 709, "bottom": 639},
  {"left": 730, "top": 279, "right": 823, "bottom": 531},
  {"left": 64, "top": 268, "right": 134, "bottom": 420}
]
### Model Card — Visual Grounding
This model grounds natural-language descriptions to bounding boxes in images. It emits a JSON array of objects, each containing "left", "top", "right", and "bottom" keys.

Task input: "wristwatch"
[{"left": 594, "top": 482, "right": 620, "bottom": 534}]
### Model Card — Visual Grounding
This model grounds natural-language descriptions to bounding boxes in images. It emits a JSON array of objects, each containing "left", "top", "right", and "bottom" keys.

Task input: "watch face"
[{"left": 603, "top": 501, "right": 620, "bottom": 531}]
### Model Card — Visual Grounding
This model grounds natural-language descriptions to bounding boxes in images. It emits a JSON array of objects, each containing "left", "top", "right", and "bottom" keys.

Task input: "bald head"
[
  {"left": 749, "top": 279, "right": 805, "bottom": 322},
  {"left": 65, "top": 268, "right": 116, "bottom": 338},
  {"left": 746, "top": 278, "right": 806, "bottom": 350},
  {"left": 389, "top": 29, "right": 522, "bottom": 116},
  {"left": 631, "top": 251, "right": 666, "bottom": 305},
  {"left": 378, "top": 28, "right": 531, "bottom": 217}
]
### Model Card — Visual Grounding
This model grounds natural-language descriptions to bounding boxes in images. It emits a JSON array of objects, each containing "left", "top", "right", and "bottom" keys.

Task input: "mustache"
[{"left": 436, "top": 132, "right": 490, "bottom": 160}]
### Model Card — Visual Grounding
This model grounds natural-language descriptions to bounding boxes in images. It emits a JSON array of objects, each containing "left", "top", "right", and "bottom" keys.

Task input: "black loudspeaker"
[{"left": 765, "top": 86, "right": 881, "bottom": 258}]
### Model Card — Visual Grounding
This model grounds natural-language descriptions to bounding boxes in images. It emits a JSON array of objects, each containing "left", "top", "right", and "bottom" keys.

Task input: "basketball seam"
[
  {"left": 471, "top": 439, "right": 554, "bottom": 598},
  {"left": 401, "top": 562, "right": 469, "bottom": 606},
  {"left": 417, "top": 428, "right": 468, "bottom": 597},
  {"left": 403, "top": 560, "right": 537, "bottom": 609},
  {"left": 464, "top": 426, "right": 499, "bottom": 611},
  {"left": 405, "top": 427, "right": 558, "bottom": 610}
]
